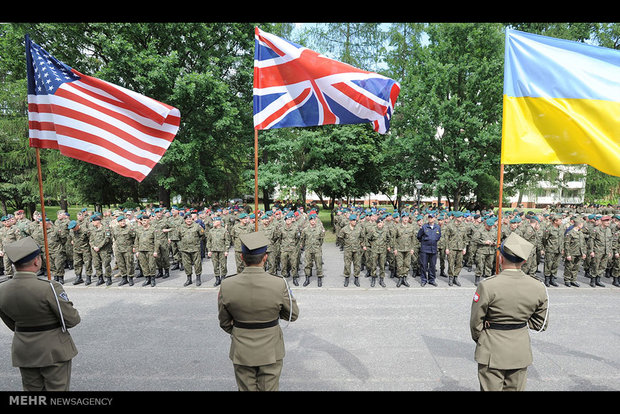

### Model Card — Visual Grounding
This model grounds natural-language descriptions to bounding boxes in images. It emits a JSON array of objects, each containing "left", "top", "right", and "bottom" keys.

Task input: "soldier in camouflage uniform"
[
  {"left": 168, "top": 207, "right": 184, "bottom": 270},
  {"left": 338, "top": 213, "right": 365, "bottom": 287},
  {"left": 563, "top": 218, "right": 586, "bottom": 287},
  {"left": 259, "top": 214, "right": 281, "bottom": 276},
  {"left": 30, "top": 218, "right": 49, "bottom": 277},
  {"left": 611, "top": 216, "right": 620, "bottom": 287},
  {"left": 89, "top": 215, "right": 113, "bottom": 286},
  {"left": 392, "top": 213, "right": 416, "bottom": 288},
  {"left": 279, "top": 212, "right": 301, "bottom": 285},
  {"left": 152, "top": 208, "right": 172, "bottom": 279},
  {"left": 588, "top": 215, "right": 613, "bottom": 287},
  {"left": 365, "top": 216, "right": 390, "bottom": 287},
  {"left": 68, "top": 220, "right": 92, "bottom": 285},
  {"left": 444, "top": 211, "right": 468, "bottom": 286},
  {"left": 134, "top": 214, "right": 158, "bottom": 287},
  {"left": 207, "top": 216, "right": 231, "bottom": 287},
  {"left": 178, "top": 214, "right": 206, "bottom": 286},
  {"left": 437, "top": 215, "right": 447, "bottom": 278},
  {"left": 516, "top": 216, "right": 540, "bottom": 279},
  {"left": 299, "top": 212, "right": 325, "bottom": 287},
  {"left": 0, "top": 215, "right": 22, "bottom": 278},
  {"left": 112, "top": 216, "right": 136, "bottom": 286},
  {"left": 541, "top": 215, "right": 563, "bottom": 287},
  {"left": 55, "top": 210, "right": 72, "bottom": 270},
  {"left": 474, "top": 218, "right": 497, "bottom": 285},
  {"left": 231, "top": 213, "right": 252, "bottom": 274}
]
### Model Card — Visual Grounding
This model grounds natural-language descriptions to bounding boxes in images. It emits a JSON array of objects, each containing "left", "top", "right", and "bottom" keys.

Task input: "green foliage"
[{"left": 1, "top": 22, "right": 619, "bottom": 214}]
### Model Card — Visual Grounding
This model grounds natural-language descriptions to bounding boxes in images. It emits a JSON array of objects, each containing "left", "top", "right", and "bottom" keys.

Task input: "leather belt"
[
  {"left": 15, "top": 323, "right": 61, "bottom": 332},
  {"left": 487, "top": 322, "right": 526, "bottom": 330},
  {"left": 233, "top": 319, "right": 278, "bottom": 329}
]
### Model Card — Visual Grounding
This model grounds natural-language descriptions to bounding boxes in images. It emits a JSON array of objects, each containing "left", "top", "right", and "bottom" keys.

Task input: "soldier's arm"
[
  {"left": 469, "top": 283, "right": 489, "bottom": 343},
  {"left": 0, "top": 309, "right": 16, "bottom": 332},
  {"left": 528, "top": 288, "right": 549, "bottom": 332},
  {"left": 217, "top": 289, "right": 234, "bottom": 334},
  {"left": 48, "top": 281, "right": 81, "bottom": 329}
]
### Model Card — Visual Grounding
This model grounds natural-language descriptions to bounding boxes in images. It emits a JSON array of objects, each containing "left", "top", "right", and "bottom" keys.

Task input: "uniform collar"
[{"left": 12, "top": 271, "right": 39, "bottom": 280}]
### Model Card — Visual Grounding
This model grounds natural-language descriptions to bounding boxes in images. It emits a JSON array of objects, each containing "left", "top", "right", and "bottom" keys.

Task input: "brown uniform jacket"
[
  {"left": 217, "top": 266, "right": 299, "bottom": 366},
  {"left": 470, "top": 268, "right": 548, "bottom": 370},
  {"left": 0, "top": 271, "right": 80, "bottom": 367}
]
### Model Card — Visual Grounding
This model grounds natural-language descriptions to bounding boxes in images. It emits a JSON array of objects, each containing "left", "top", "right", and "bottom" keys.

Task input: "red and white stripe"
[{"left": 28, "top": 70, "right": 180, "bottom": 182}]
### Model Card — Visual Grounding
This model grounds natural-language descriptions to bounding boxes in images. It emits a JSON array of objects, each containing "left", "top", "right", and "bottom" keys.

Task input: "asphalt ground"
[{"left": 0, "top": 241, "right": 619, "bottom": 398}]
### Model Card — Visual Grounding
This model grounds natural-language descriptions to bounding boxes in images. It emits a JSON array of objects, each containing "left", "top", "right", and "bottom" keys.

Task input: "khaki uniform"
[
  {"left": 338, "top": 223, "right": 365, "bottom": 281},
  {"left": 134, "top": 224, "right": 158, "bottom": 286},
  {"left": 0, "top": 271, "right": 80, "bottom": 391},
  {"left": 178, "top": 221, "right": 205, "bottom": 285},
  {"left": 444, "top": 220, "right": 468, "bottom": 285},
  {"left": 470, "top": 268, "right": 548, "bottom": 391},
  {"left": 112, "top": 224, "right": 136, "bottom": 283},
  {"left": 217, "top": 266, "right": 299, "bottom": 391},
  {"left": 0, "top": 224, "right": 22, "bottom": 276},
  {"left": 299, "top": 222, "right": 325, "bottom": 283},
  {"left": 563, "top": 226, "right": 586, "bottom": 284},
  {"left": 207, "top": 224, "right": 231, "bottom": 279},
  {"left": 89, "top": 223, "right": 112, "bottom": 284},
  {"left": 365, "top": 224, "right": 389, "bottom": 280}
]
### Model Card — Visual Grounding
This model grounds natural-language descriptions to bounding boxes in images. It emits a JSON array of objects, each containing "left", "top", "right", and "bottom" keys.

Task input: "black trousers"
[{"left": 420, "top": 251, "right": 437, "bottom": 283}]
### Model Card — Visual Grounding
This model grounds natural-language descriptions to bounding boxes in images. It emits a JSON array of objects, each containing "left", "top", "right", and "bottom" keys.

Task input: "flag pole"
[
  {"left": 35, "top": 148, "right": 52, "bottom": 280},
  {"left": 254, "top": 129, "right": 259, "bottom": 231},
  {"left": 495, "top": 163, "right": 505, "bottom": 274}
]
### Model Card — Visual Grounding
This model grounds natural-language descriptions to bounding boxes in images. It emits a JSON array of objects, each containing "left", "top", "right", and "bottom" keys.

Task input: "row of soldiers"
[
  {"left": 332, "top": 206, "right": 620, "bottom": 288},
  {"left": 0, "top": 204, "right": 327, "bottom": 288}
]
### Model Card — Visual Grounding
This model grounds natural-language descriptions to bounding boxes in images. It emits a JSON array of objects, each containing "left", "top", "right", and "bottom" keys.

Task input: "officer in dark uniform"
[
  {"left": 217, "top": 231, "right": 299, "bottom": 391},
  {"left": 417, "top": 213, "right": 442, "bottom": 286},
  {"left": 0, "top": 237, "right": 81, "bottom": 391}
]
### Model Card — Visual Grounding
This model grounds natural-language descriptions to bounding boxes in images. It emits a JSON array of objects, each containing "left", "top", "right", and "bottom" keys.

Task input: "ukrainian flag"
[{"left": 501, "top": 29, "right": 620, "bottom": 176}]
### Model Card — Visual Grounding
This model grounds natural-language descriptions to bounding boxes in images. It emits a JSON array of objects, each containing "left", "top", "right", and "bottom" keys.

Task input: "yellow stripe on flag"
[{"left": 501, "top": 95, "right": 620, "bottom": 176}]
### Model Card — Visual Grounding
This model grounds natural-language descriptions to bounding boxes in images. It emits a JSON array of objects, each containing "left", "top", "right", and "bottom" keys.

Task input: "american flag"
[
  {"left": 253, "top": 27, "right": 400, "bottom": 134},
  {"left": 25, "top": 35, "right": 180, "bottom": 182}
]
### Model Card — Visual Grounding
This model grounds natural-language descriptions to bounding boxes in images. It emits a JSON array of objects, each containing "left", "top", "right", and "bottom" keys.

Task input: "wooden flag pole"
[
  {"left": 254, "top": 129, "right": 259, "bottom": 231},
  {"left": 495, "top": 163, "right": 505, "bottom": 274},
  {"left": 35, "top": 148, "right": 52, "bottom": 280}
]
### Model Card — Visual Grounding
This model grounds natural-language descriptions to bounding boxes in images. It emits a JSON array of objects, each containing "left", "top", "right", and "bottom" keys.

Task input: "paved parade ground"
[{"left": 1, "top": 241, "right": 619, "bottom": 395}]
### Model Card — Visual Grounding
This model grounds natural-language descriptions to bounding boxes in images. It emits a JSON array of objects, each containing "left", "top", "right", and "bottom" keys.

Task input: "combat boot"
[
  {"left": 128, "top": 276, "right": 134, "bottom": 286},
  {"left": 549, "top": 276, "right": 558, "bottom": 287},
  {"left": 612, "top": 277, "right": 620, "bottom": 287},
  {"left": 453, "top": 276, "right": 461, "bottom": 286},
  {"left": 595, "top": 276, "right": 605, "bottom": 287},
  {"left": 142, "top": 276, "right": 151, "bottom": 286},
  {"left": 105, "top": 276, "right": 112, "bottom": 286},
  {"left": 396, "top": 277, "right": 402, "bottom": 287},
  {"left": 150, "top": 276, "right": 156, "bottom": 287},
  {"left": 370, "top": 277, "right": 376, "bottom": 287},
  {"left": 354, "top": 276, "right": 360, "bottom": 287},
  {"left": 344, "top": 277, "right": 349, "bottom": 287},
  {"left": 196, "top": 274, "right": 201, "bottom": 287},
  {"left": 303, "top": 276, "right": 310, "bottom": 287},
  {"left": 475, "top": 276, "right": 480, "bottom": 286},
  {"left": 118, "top": 276, "right": 128, "bottom": 286},
  {"left": 171, "top": 262, "right": 179, "bottom": 270},
  {"left": 214, "top": 276, "right": 221, "bottom": 287},
  {"left": 544, "top": 276, "right": 550, "bottom": 287},
  {"left": 379, "top": 278, "right": 386, "bottom": 287},
  {"left": 448, "top": 276, "right": 453, "bottom": 286},
  {"left": 317, "top": 277, "right": 322, "bottom": 287},
  {"left": 96, "top": 276, "right": 105, "bottom": 286},
  {"left": 184, "top": 276, "right": 192, "bottom": 287},
  {"left": 85, "top": 275, "right": 92, "bottom": 285},
  {"left": 73, "top": 274, "right": 84, "bottom": 285},
  {"left": 58, "top": 276, "right": 64, "bottom": 285},
  {"left": 590, "top": 277, "right": 596, "bottom": 287},
  {"left": 163, "top": 269, "right": 170, "bottom": 279},
  {"left": 293, "top": 276, "right": 299, "bottom": 286}
]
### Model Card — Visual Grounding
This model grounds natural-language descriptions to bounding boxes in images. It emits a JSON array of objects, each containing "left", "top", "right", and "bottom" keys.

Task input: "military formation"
[
  {"left": 332, "top": 203, "right": 620, "bottom": 289},
  {"left": 2, "top": 202, "right": 620, "bottom": 289},
  {"left": 0, "top": 204, "right": 325, "bottom": 289}
]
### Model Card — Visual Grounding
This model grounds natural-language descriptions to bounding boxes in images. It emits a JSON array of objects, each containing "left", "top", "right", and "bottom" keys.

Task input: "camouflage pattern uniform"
[
  {"left": 112, "top": 219, "right": 136, "bottom": 286},
  {"left": 178, "top": 218, "right": 205, "bottom": 286},
  {"left": 299, "top": 217, "right": 325, "bottom": 286},
  {"left": 207, "top": 218, "right": 231, "bottom": 286}
]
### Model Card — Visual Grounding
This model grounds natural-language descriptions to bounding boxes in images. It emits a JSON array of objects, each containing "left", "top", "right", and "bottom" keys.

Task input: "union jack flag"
[
  {"left": 253, "top": 27, "right": 400, "bottom": 134},
  {"left": 26, "top": 35, "right": 180, "bottom": 182}
]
